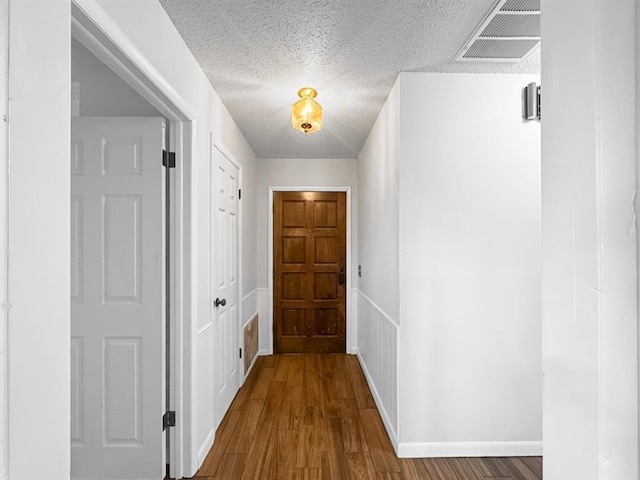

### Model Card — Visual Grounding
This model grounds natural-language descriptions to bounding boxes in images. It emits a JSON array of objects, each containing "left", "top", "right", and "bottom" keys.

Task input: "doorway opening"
[
  {"left": 70, "top": 3, "right": 194, "bottom": 478},
  {"left": 267, "top": 187, "right": 354, "bottom": 355}
]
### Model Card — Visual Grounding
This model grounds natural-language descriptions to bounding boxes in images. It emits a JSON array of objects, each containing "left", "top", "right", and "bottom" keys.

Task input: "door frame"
[
  {"left": 71, "top": 2, "right": 195, "bottom": 478},
  {"left": 267, "top": 186, "right": 354, "bottom": 355}
]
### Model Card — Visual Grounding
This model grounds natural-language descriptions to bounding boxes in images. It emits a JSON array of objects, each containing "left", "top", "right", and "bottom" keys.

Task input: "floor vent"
[{"left": 454, "top": 0, "right": 540, "bottom": 63}]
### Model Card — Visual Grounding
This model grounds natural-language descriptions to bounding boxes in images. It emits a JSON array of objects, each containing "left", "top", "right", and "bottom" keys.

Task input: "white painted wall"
[
  {"left": 71, "top": 38, "right": 159, "bottom": 117},
  {"left": 8, "top": 1, "right": 71, "bottom": 478},
  {"left": 358, "top": 72, "right": 541, "bottom": 455},
  {"left": 541, "top": 1, "right": 639, "bottom": 478},
  {"left": 356, "top": 80, "right": 400, "bottom": 324},
  {"left": 255, "top": 158, "right": 358, "bottom": 352},
  {"left": 355, "top": 80, "right": 400, "bottom": 446},
  {"left": 10, "top": 0, "right": 257, "bottom": 477},
  {"left": 0, "top": 1, "right": 7, "bottom": 478},
  {"left": 397, "top": 73, "right": 541, "bottom": 455}
]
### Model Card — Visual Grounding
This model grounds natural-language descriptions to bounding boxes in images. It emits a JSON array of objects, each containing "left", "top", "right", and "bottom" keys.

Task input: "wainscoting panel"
[
  {"left": 356, "top": 290, "right": 399, "bottom": 447},
  {"left": 242, "top": 289, "right": 258, "bottom": 324}
]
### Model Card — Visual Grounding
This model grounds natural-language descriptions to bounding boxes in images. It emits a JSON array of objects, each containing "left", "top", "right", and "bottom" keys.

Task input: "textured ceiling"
[{"left": 159, "top": 0, "right": 540, "bottom": 159}]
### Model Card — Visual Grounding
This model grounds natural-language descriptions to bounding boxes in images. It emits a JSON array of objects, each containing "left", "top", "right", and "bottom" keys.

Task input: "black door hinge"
[
  {"left": 239, "top": 189, "right": 242, "bottom": 200},
  {"left": 162, "top": 150, "right": 176, "bottom": 168},
  {"left": 163, "top": 411, "right": 176, "bottom": 430},
  {"left": 239, "top": 348, "right": 242, "bottom": 358}
]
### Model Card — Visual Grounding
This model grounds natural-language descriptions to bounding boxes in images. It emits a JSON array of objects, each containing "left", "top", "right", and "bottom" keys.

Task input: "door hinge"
[
  {"left": 239, "top": 347, "right": 242, "bottom": 358},
  {"left": 239, "top": 189, "right": 242, "bottom": 200},
  {"left": 162, "top": 410, "right": 176, "bottom": 430},
  {"left": 162, "top": 150, "right": 176, "bottom": 168}
]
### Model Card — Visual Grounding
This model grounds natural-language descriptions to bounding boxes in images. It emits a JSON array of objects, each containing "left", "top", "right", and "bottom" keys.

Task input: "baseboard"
[
  {"left": 355, "top": 348, "right": 399, "bottom": 453},
  {"left": 397, "top": 441, "right": 543, "bottom": 458},
  {"left": 196, "top": 429, "right": 215, "bottom": 465},
  {"left": 243, "top": 349, "right": 268, "bottom": 380},
  {"left": 72, "top": 477, "right": 158, "bottom": 480}
]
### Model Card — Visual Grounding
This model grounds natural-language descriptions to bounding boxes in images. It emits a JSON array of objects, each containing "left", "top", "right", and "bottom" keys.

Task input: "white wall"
[
  {"left": 0, "top": 0, "right": 7, "bottom": 478},
  {"left": 71, "top": 38, "right": 159, "bottom": 117},
  {"left": 541, "top": 1, "right": 639, "bottom": 478},
  {"left": 398, "top": 73, "right": 541, "bottom": 454},
  {"left": 356, "top": 73, "right": 542, "bottom": 456},
  {"left": 355, "top": 79, "right": 400, "bottom": 443},
  {"left": 10, "top": 1, "right": 257, "bottom": 478},
  {"left": 356, "top": 80, "right": 400, "bottom": 323},
  {"left": 8, "top": 1, "right": 71, "bottom": 478},
  {"left": 255, "top": 158, "right": 358, "bottom": 352}
]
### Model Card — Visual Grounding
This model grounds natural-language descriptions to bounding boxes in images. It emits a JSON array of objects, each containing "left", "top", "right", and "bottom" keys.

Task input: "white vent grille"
[
  {"left": 455, "top": 0, "right": 540, "bottom": 63},
  {"left": 463, "top": 39, "right": 539, "bottom": 59},
  {"left": 501, "top": 0, "right": 540, "bottom": 12},
  {"left": 480, "top": 14, "right": 540, "bottom": 38}
]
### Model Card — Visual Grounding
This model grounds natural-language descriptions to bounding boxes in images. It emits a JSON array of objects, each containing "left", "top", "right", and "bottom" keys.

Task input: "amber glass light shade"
[{"left": 292, "top": 87, "right": 322, "bottom": 134}]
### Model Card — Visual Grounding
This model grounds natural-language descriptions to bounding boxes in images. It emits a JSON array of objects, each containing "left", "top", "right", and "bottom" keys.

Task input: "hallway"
[{"left": 195, "top": 354, "right": 543, "bottom": 479}]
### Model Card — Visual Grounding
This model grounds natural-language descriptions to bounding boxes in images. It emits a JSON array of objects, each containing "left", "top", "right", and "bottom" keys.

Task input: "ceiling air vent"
[{"left": 454, "top": 0, "right": 540, "bottom": 63}]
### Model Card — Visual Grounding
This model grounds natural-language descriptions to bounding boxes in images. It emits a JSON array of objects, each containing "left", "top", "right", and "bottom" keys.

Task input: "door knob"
[{"left": 214, "top": 297, "right": 226, "bottom": 307}]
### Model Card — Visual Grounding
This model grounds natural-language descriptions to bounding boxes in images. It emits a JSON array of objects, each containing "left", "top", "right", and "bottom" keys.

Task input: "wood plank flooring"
[{"left": 194, "top": 354, "right": 542, "bottom": 480}]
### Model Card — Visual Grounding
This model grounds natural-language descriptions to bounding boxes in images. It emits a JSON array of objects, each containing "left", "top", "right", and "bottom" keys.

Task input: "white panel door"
[
  {"left": 71, "top": 117, "right": 165, "bottom": 479},
  {"left": 212, "top": 146, "right": 240, "bottom": 428}
]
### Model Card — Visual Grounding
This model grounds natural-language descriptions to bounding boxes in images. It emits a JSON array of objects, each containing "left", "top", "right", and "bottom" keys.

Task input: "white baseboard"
[
  {"left": 397, "top": 441, "right": 543, "bottom": 458},
  {"left": 242, "top": 350, "right": 259, "bottom": 381},
  {"left": 196, "top": 429, "right": 215, "bottom": 465},
  {"left": 355, "top": 348, "right": 399, "bottom": 453}
]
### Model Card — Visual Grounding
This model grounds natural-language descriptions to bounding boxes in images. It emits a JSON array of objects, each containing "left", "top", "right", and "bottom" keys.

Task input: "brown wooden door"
[{"left": 274, "top": 191, "right": 347, "bottom": 353}]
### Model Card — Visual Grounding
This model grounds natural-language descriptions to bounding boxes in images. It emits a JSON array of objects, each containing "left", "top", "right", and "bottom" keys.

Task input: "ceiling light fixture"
[{"left": 292, "top": 87, "right": 322, "bottom": 135}]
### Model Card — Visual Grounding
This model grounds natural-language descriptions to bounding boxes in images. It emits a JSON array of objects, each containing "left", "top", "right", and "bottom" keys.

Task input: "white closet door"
[
  {"left": 71, "top": 117, "right": 165, "bottom": 479},
  {"left": 212, "top": 146, "right": 240, "bottom": 428}
]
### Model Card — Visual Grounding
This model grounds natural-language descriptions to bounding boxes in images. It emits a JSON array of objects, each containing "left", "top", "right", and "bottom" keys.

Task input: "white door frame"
[
  {"left": 71, "top": 2, "right": 195, "bottom": 478},
  {"left": 267, "top": 186, "right": 355, "bottom": 355}
]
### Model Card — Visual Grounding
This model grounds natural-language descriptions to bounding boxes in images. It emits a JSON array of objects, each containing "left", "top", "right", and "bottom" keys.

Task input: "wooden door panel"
[
  {"left": 282, "top": 200, "right": 306, "bottom": 226},
  {"left": 274, "top": 191, "right": 346, "bottom": 353},
  {"left": 313, "top": 201, "right": 338, "bottom": 227},
  {"left": 282, "top": 273, "right": 306, "bottom": 299},
  {"left": 314, "top": 273, "right": 337, "bottom": 299},
  {"left": 282, "top": 309, "right": 306, "bottom": 336},
  {"left": 282, "top": 236, "right": 306, "bottom": 263},
  {"left": 314, "top": 237, "right": 338, "bottom": 264}
]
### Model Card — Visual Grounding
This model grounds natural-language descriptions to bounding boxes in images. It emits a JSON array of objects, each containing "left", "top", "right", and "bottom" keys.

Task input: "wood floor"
[{"left": 194, "top": 354, "right": 542, "bottom": 480}]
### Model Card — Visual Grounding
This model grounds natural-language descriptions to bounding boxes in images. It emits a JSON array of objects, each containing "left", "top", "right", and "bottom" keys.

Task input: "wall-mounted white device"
[{"left": 523, "top": 81, "right": 540, "bottom": 120}]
